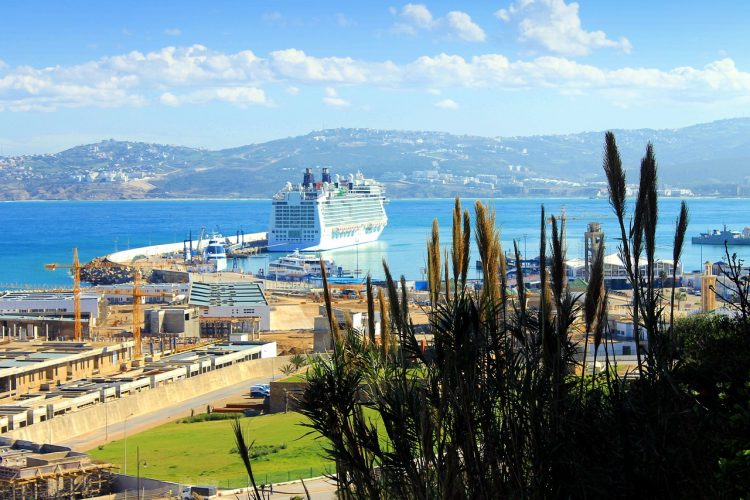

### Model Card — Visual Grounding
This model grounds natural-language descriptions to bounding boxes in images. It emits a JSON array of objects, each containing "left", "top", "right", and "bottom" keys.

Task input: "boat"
[
  {"left": 268, "top": 168, "right": 388, "bottom": 252},
  {"left": 267, "top": 250, "right": 349, "bottom": 279},
  {"left": 691, "top": 225, "right": 750, "bottom": 245},
  {"left": 203, "top": 239, "right": 228, "bottom": 271}
]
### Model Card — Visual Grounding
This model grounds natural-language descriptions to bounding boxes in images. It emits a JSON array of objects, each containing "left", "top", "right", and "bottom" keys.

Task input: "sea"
[{"left": 2, "top": 198, "right": 749, "bottom": 288}]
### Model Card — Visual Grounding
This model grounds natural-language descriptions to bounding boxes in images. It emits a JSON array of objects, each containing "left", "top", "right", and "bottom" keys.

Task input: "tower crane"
[
  {"left": 44, "top": 248, "right": 84, "bottom": 341},
  {"left": 45, "top": 248, "right": 167, "bottom": 359}
]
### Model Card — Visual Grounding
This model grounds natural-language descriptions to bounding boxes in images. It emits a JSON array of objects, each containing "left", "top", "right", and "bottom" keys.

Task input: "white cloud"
[
  {"left": 159, "top": 87, "right": 268, "bottom": 107},
  {"left": 496, "top": 0, "right": 631, "bottom": 56},
  {"left": 393, "top": 4, "right": 485, "bottom": 42},
  {"left": 323, "top": 87, "right": 350, "bottom": 107},
  {"left": 262, "top": 12, "right": 283, "bottom": 24},
  {"left": 445, "top": 12, "right": 486, "bottom": 42},
  {"left": 164, "top": 28, "right": 182, "bottom": 36},
  {"left": 435, "top": 98, "right": 459, "bottom": 109},
  {"left": 335, "top": 13, "right": 354, "bottom": 27},
  {"left": 160, "top": 92, "right": 179, "bottom": 106},
  {"left": 1, "top": 44, "right": 750, "bottom": 111}
]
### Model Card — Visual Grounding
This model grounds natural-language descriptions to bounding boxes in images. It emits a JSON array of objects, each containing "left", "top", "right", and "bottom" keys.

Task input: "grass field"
[{"left": 88, "top": 412, "right": 333, "bottom": 488}]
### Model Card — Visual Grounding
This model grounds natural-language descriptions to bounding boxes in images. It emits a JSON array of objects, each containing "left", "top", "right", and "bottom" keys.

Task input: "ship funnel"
[
  {"left": 322, "top": 167, "right": 332, "bottom": 183},
  {"left": 302, "top": 168, "right": 315, "bottom": 188}
]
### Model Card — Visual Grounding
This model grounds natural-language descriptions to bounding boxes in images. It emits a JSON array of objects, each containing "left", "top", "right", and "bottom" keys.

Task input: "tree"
[
  {"left": 279, "top": 363, "right": 296, "bottom": 377},
  {"left": 290, "top": 353, "right": 307, "bottom": 371}
]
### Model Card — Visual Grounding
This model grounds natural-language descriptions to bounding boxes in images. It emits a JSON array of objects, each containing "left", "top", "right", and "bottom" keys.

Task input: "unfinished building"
[{"left": 0, "top": 438, "right": 113, "bottom": 499}]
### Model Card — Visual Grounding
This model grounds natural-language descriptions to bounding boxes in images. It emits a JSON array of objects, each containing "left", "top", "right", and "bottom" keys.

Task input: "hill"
[{"left": 1, "top": 118, "right": 749, "bottom": 200}]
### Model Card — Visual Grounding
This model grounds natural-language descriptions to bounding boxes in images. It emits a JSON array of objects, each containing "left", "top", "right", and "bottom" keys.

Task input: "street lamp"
[{"left": 124, "top": 412, "right": 134, "bottom": 475}]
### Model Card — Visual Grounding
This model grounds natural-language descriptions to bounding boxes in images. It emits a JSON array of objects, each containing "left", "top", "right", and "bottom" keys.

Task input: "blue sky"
[{"left": 1, "top": 0, "right": 749, "bottom": 154}]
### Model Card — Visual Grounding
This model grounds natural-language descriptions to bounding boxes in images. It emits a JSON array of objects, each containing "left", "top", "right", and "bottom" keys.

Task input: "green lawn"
[{"left": 88, "top": 412, "right": 333, "bottom": 488}]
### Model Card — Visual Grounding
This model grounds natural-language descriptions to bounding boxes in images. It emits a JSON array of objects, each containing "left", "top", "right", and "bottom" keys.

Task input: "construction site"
[{"left": 0, "top": 438, "right": 113, "bottom": 499}]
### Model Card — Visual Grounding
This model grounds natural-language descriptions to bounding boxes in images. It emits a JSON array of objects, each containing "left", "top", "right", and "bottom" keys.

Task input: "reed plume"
[
  {"left": 475, "top": 201, "right": 500, "bottom": 307},
  {"left": 461, "top": 209, "right": 471, "bottom": 288},
  {"left": 580, "top": 240, "right": 605, "bottom": 383},
  {"left": 320, "top": 257, "right": 339, "bottom": 345},
  {"left": 427, "top": 219, "right": 441, "bottom": 307},
  {"left": 379, "top": 288, "right": 389, "bottom": 356},
  {"left": 366, "top": 274, "right": 376, "bottom": 346},
  {"left": 669, "top": 201, "right": 689, "bottom": 331},
  {"left": 452, "top": 197, "right": 462, "bottom": 289}
]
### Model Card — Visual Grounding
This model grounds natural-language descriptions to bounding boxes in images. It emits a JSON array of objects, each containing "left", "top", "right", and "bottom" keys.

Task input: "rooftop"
[{"left": 189, "top": 281, "right": 268, "bottom": 307}]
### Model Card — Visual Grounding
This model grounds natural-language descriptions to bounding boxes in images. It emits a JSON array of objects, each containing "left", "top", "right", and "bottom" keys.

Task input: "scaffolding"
[{"left": 0, "top": 441, "right": 114, "bottom": 499}]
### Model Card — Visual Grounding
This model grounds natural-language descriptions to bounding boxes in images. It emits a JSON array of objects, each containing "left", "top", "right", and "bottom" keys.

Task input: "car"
[{"left": 250, "top": 384, "right": 270, "bottom": 398}]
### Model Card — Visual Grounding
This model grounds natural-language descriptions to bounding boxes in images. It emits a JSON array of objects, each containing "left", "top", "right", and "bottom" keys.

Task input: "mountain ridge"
[{"left": 2, "top": 118, "right": 749, "bottom": 200}]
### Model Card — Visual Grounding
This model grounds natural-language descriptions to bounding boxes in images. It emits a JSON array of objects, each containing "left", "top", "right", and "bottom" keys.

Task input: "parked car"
[
  {"left": 250, "top": 384, "right": 270, "bottom": 398},
  {"left": 181, "top": 485, "right": 217, "bottom": 499}
]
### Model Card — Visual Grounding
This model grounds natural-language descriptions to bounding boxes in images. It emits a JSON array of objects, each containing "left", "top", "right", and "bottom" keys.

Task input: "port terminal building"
[
  {"left": 0, "top": 292, "right": 103, "bottom": 339},
  {"left": 188, "top": 280, "right": 271, "bottom": 337},
  {"left": 565, "top": 253, "right": 682, "bottom": 290}
]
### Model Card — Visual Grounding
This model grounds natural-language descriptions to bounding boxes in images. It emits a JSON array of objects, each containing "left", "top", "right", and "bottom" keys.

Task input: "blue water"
[{"left": 2, "top": 198, "right": 749, "bottom": 287}]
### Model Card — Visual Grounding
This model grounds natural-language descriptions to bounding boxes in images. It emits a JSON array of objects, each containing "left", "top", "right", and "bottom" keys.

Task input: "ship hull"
[
  {"left": 270, "top": 225, "right": 384, "bottom": 252},
  {"left": 692, "top": 237, "right": 750, "bottom": 245}
]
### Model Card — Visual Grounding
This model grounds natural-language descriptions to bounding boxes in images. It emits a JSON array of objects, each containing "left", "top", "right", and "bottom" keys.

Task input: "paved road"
[
  {"left": 226, "top": 476, "right": 338, "bottom": 499},
  {"left": 61, "top": 374, "right": 274, "bottom": 452}
]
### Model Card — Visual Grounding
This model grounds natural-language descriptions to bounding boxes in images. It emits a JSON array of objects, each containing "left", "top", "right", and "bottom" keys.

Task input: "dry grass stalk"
[
  {"left": 427, "top": 219, "right": 441, "bottom": 307},
  {"left": 670, "top": 202, "right": 689, "bottom": 330},
  {"left": 452, "top": 197, "right": 462, "bottom": 288},
  {"left": 513, "top": 240, "right": 526, "bottom": 320},
  {"left": 378, "top": 288, "right": 389, "bottom": 355},
  {"left": 461, "top": 209, "right": 471, "bottom": 287},
  {"left": 366, "top": 274, "right": 376, "bottom": 346},
  {"left": 320, "top": 257, "right": 339, "bottom": 345},
  {"left": 475, "top": 201, "right": 500, "bottom": 307}
]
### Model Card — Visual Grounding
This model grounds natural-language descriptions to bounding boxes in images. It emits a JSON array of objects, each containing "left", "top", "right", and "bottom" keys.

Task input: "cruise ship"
[{"left": 268, "top": 168, "right": 388, "bottom": 252}]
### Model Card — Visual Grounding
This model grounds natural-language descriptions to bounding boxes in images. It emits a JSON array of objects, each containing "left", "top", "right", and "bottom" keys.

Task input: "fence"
[{"left": 185, "top": 464, "right": 336, "bottom": 490}]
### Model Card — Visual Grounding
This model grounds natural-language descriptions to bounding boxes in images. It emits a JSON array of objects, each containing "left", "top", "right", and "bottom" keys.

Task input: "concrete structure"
[
  {"left": 5, "top": 350, "right": 285, "bottom": 445},
  {"left": 584, "top": 222, "right": 604, "bottom": 281},
  {"left": 95, "top": 283, "right": 188, "bottom": 304},
  {"left": 701, "top": 261, "right": 718, "bottom": 312},
  {"left": 144, "top": 307, "right": 200, "bottom": 338},
  {"left": 0, "top": 341, "right": 133, "bottom": 401},
  {"left": 106, "top": 232, "right": 267, "bottom": 265},
  {"left": 0, "top": 292, "right": 102, "bottom": 331},
  {"left": 566, "top": 253, "right": 681, "bottom": 290},
  {"left": 0, "top": 438, "right": 113, "bottom": 498},
  {"left": 0, "top": 314, "right": 89, "bottom": 341},
  {"left": 313, "top": 305, "right": 381, "bottom": 352},
  {"left": 189, "top": 280, "right": 271, "bottom": 333}
]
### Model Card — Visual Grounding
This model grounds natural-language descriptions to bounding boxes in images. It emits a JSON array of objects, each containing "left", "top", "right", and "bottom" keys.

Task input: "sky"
[{"left": 1, "top": 0, "right": 750, "bottom": 155}]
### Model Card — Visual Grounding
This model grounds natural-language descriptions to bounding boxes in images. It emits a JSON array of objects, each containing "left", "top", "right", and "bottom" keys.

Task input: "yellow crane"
[
  {"left": 103, "top": 269, "right": 174, "bottom": 360},
  {"left": 45, "top": 248, "right": 165, "bottom": 359},
  {"left": 44, "top": 248, "right": 84, "bottom": 341}
]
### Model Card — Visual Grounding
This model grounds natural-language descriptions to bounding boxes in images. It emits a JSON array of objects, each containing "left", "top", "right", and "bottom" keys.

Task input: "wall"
[
  {"left": 4, "top": 355, "right": 291, "bottom": 445},
  {"left": 106, "top": 232, "right": 267, "bottom": 264}
]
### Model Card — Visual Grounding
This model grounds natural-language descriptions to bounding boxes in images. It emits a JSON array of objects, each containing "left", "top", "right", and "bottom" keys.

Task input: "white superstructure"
[
  {"left": 268, "top": 168, "right": 388, "bottom": 251},
  {"left": 268, "top": 250, "right": 341, "bottom": 279},
  {"left": 202, "top": 239, "right": 228, "bottom": 272}
]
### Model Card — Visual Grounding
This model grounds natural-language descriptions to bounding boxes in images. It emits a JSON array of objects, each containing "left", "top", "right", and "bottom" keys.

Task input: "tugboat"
[{"left": 691, "top": 225, "right": 750, "bottom": 246}]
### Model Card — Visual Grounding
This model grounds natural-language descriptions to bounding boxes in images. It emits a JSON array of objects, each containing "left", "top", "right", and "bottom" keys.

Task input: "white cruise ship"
[{"left": 268, "top": 168, "right": 387, "bottom": 252}]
